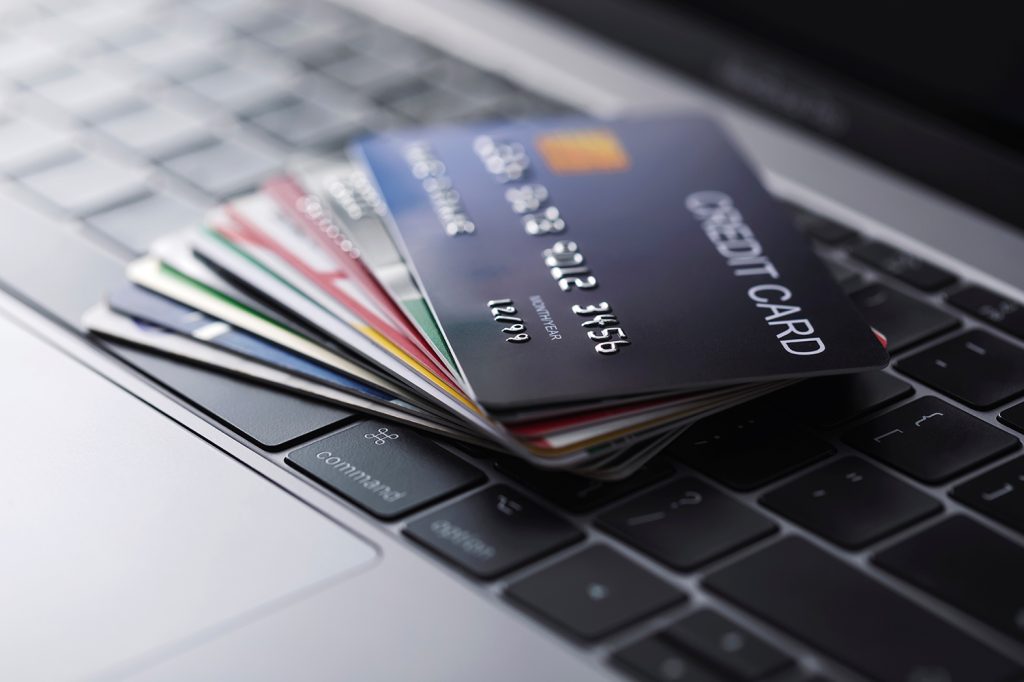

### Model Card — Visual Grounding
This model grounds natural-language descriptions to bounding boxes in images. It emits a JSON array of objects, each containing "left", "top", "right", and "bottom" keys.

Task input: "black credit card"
[{"left": 352, "top": 114, "right": 888, "bottom": 410}]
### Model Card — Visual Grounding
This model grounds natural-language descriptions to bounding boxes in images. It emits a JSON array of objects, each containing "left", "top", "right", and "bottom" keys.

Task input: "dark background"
[{"left": 525, "top": 0, "right": 1024, "bottom": 227}]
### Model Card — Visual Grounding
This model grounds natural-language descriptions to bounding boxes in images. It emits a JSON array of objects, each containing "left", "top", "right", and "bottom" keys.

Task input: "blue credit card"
[
  {"left": 352, "top": 114, "right": 888, "bottom": 410},
  {"left": 108, "top": 284, "right": 399, "bottom": 405}
]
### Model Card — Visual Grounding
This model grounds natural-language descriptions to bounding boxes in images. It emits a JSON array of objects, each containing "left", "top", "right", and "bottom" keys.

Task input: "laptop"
[{"left": 2, "top": 0, "right": 1023, "bottom": 680}]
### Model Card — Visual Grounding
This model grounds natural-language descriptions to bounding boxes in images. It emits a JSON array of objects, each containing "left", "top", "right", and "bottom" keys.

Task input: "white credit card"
[
  {"left": 125, "top": 253, "right": 420, "bottom": 405},
  {"left": 83, "top": 303, "right": 486, "bottom": 444}
]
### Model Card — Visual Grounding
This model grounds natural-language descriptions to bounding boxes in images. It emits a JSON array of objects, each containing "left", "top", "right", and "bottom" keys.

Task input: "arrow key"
[{"left": 663, "top": 609, "right": 793, "bottom": 680}]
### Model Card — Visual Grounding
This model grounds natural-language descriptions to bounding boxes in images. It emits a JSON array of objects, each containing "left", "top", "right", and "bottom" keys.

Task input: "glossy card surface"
[{"left": 353, "top": 114, "right": 888, "bottom": 410}]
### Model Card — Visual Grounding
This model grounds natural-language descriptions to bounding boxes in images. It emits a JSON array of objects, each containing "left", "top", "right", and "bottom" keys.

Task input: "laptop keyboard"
[
  {"left": 704, "top": 537, "right": 1021, "bottom": 682},
  {"left": 2, "top": 1, "right": 1024, "bottom": 680}
]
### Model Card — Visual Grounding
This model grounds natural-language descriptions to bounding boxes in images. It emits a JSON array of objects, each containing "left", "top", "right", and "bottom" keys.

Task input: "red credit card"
[{"left": 217, "top": 197, "right": 462, "bottom": 389}]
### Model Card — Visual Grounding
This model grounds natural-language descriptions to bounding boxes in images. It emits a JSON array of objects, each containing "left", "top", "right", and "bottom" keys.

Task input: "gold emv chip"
[{"left": 536, "top": 128, "right": 630, "bottom": 174}]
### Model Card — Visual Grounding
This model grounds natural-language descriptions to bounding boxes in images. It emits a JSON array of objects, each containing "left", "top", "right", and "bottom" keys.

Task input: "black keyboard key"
[
  {"left": 423, "top": 57, "right": 513, "bottom": 99},
  {"left": 295, "top": 40, "right": 357, "bottom": 70},
  {"left": 404, "top": 485, "right": 580, "bottom": 578},
  {"left": 297, "top": 73, "right": 376, "bottom": 111},
  {"left": 179, "top": 59, "right": 295, "bottom": 110},
  {"left": 491, "top": 91, "right": 571, "bottom": 118},
  {"left": 384, "top": 84, "right": 496, "bottom": 123},
  {"left": 349, "top": 26, "right": 437, "bottom": 66},
  {"left": 670, "top": 408, "right": 833, "bottom": 491},
  {"left": 761, "top": 457, "right": 940, "bottom": 548},
  {"left": 162, "top": 138, "right": 280, "bottom": 199},
  {"left": 898, "top": 329, "right": 1024, "bottom": 409},
  {"left": 288, "top": 420, "right": 483, "bottom": 519},
  {"left": 18, "top": 152, "right": 148, "bottom": 217},
  {"left": 851, "top": 241, "right": 956, "bottom": 292},
  {"left": 598, "top": 478, "right": 775, "bottom": 570},
  {"left": 948, "top": 285, "right": 1024, "bottom": 341},
  {"left": 662, "top": 609, "right": 793, "bottom": 680},
  {"left": 705, "top": 537, "right": 1021, "bottom": 682},
  {"left": 952, "top": 456, "right": 1024, "bottom": 534},
  {"left": 613, "top": 636, "right": 726, "bottom": 682},
  {"left": 321, "top": 51, "right": 421, "bottom": 92},
  {"left": 844, "top": 396, "right": 1019, "bottom": 483},
  {"left": 824, "top": 260, "right": 863, "bottom": 291},
  {"left": 789, "top": 206, "right": 856, "bottom": 244},
  {"left": 1001, "top": 402, "right": 1024, "bottom": 436},
  {"left": 875, "top": 516, "right": 1024, "bottom": 644},
  {"left": 496, "top": 458, "right": 671, "bottom": 513},
  {"left": 87, "top": 191, "right": 208, "bottom": 255},
  {"left": 250, "top": 17, "right": 359, "bottom": 63},
  {"left": 774, "top": 370, "right": 913, "bottom": 428},
  {"left": 849, "top": 283, "right": 959, "bottom": 353},
  {"left": 244, "top": 95, "right": 369, "bottom": 150},
  {"left": 506, "top": 545, "right": 685, "bottom": 640},
  {"left": 108, "top": 342, "right": 350, "bottom": 450},
  {"left": 227, "top": 3, "right": 333, "bottom": 34}
]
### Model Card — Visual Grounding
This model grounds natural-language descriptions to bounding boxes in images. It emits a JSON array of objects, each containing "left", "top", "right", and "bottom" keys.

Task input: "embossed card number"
[
  {"left": 475, "top": 136, "right": 628, "bottom": 356},
  {"left": 573, "top": 302, "right": 630, "bottom": 354}
]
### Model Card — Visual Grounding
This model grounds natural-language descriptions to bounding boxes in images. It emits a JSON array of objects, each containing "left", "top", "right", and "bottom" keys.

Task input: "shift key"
[{"left": 287, "top": 420, "right": 485, "bottom": 519}]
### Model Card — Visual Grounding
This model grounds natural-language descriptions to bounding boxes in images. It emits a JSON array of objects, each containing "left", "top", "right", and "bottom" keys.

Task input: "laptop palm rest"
[{"left": 0, "top": 310, "right": 377, "bottom": 681}]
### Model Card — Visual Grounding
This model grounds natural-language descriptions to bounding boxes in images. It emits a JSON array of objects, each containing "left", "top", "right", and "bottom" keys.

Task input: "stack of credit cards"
[{"left": 83, "top": 114, "right": 889, "bottom": 478}]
